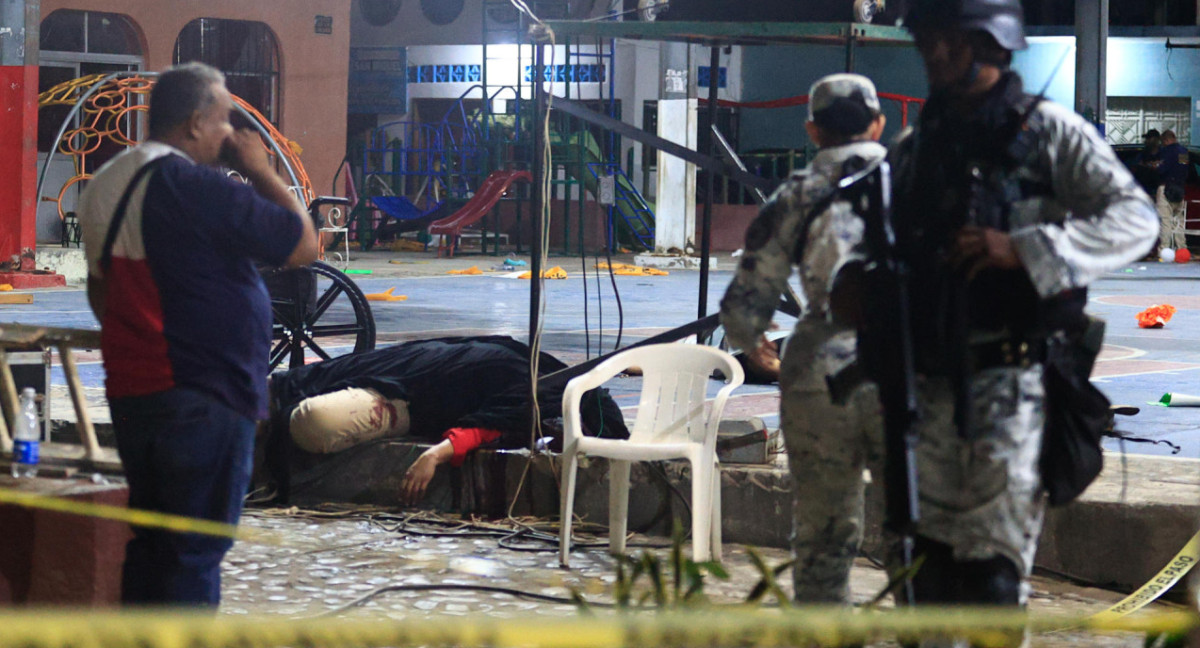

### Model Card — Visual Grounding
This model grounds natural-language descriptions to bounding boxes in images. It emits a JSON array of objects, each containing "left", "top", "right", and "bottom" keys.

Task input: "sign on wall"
[{"left": 349, "top": 47, "right": 407, "bottom": 114}]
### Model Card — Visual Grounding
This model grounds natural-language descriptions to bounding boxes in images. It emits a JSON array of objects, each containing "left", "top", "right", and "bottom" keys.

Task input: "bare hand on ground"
[
  {"left": 401, "top": 452, "right": 438, "bottom": 505},
  {"left": 401, "top": 447, "right": 442, "bottom": 505}
]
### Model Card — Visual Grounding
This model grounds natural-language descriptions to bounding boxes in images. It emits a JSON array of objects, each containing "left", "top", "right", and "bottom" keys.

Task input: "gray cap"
[{"left": 808, "top": 74, "right": 882, "bottom": 136}]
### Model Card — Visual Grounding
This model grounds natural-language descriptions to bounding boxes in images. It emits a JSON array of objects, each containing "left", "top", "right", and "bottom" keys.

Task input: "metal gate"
[{"left": 1107, "top": 96, "right": 1191, "bottom": 145}]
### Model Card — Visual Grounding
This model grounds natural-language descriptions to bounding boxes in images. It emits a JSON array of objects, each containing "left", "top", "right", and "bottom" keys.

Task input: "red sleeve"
[{"left": 442, "top": 427, "right": 503, "bottom": 467}]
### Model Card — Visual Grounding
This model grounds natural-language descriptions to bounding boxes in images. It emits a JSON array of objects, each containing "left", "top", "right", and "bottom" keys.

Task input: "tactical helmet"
[{"left": 904, "top": 0, "right": 1028, "bottom": 51}]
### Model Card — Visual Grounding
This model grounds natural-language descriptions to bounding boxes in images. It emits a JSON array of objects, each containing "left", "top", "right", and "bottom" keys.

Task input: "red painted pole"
[
  {"left": 0, "top": 0, "right": 39, "bottom": 269},
  {"left": 0, "top": 66, "right": 39, "bottom": 267}
]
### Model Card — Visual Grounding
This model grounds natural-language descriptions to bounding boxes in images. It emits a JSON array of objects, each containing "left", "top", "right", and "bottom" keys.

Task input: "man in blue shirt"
[
  {"left": 1155, "top": 129, "right": 1190, "bottom": 253},
  {"left": 79, "top": 63, "right": 317, "bottom": 607},
  {"left": 1131, "top": 129, "right": 1162, "bottom": 198}
]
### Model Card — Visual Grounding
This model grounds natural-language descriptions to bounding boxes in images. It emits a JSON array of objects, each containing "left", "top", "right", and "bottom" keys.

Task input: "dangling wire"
[
  {"left": 594, "top": 250, "right": 604, "bottom": 352},
  {"left": 508, "top": 0, "right": 560, "bottom": 513}
]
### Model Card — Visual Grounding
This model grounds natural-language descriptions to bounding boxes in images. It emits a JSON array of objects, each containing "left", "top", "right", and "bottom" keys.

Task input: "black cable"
[
  {"left": 1031, "top": 564, "right": 1126, "bottom": 595},
  {"left": 315, "top": 583, "right": 616, "bottom": 617},
  {"left": 593, "top": 32, "right": 624, "bottom": 351},
  {"left": 359, "top": 509, "right": 672, "bottom": 552},
  {"left": 635, "top": 461, "right": 693, "bottom": 539},
  {"left": 650, "top": 461, "right": 693, "bottom": 522},
  {"left": 603, "top": 226, "right": 625, "bottom": 352},
  {"left": 582, "top": 233, "right": 591, "bottom": 358},
  {"left": 496, "top": 526, "right": 670, "bottom": 552},
  {"left": 595, "top": 251, "right": 604, "bottom": 352}
]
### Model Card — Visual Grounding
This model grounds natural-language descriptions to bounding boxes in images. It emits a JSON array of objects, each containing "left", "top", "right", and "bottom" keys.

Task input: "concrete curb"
[{"left": 55, "top": 417, "right": 1199, "bottom": 594}]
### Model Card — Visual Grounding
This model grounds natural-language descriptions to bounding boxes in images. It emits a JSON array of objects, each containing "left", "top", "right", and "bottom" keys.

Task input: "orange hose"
[{"left": 37, "top": 74, "right": 316, "bottom": 221}]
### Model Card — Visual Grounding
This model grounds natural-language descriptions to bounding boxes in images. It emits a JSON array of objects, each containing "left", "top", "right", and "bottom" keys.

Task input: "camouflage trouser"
[
  {"left": 914, "top": 365, "right": 1046, "bottom": 605},
  {"left": 779, "top": 327, "right": 883, "bottom": 604}
]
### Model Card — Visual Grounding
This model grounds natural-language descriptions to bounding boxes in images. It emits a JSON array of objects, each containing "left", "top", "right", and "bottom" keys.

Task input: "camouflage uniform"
[
  {"left": 889, "top": 71, "right": 1158, "bottom": 608},
  {"left": 721, "top": 74, "right": 886, "bottom": 604}
]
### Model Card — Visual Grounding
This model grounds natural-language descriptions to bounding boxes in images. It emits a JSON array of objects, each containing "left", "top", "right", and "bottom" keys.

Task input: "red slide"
[{"left": 428, "top": 170, "right": 532, "bottom": 258}]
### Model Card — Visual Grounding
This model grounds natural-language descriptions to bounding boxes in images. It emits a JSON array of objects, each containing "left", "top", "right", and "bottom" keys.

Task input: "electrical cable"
[
  {"left": 593, "top": 32, "right": 624, "bottom": 352},
  {"left": 603, "top": 228, "right": 625, "bottom": 352},
  {"left": 582, "top": 245, "right": 591, "bottom": 358},
  {"left": 249, "top": 505, "right": 672, "bottom": 553},
  {"left": 576, "top": 32, "right": 591, "bottom": 360},
  {"left": 595, "top": 251, "right": 604, "bottom": 352},
  {"left": 313, "top": 583, "right": 617, "bottom": 618},
  {"left": 506, "top": 0, "right": 557, "bottom": 514}
]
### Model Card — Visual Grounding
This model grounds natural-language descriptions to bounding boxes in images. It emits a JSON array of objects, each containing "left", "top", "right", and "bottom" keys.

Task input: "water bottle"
[{"left": 11, "top": 388, "right": 39, "bottom": 478}]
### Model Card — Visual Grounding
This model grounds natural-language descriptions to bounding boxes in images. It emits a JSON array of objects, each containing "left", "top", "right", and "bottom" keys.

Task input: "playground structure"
[
  {"left": 346, "top": 7, "right": 927, "bottom": 259},
  {"left": 347, "top": 0, "right": 656, "bottom": 256},
  {"left": 428, "top": 169, "right": 533, "bottom": 257},
  {"left": 36, "top": 72, "right": 376, "bottom": 371}
]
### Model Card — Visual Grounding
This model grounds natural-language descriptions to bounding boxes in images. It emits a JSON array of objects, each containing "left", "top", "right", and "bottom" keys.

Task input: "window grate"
[{"left": 174, "top": 18, "right": 280, "bottom": 125}]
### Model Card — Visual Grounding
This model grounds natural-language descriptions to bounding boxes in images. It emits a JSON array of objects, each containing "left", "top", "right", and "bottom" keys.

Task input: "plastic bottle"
[{"left": 11, "top": 388, "right": 39, "bottom": 478}]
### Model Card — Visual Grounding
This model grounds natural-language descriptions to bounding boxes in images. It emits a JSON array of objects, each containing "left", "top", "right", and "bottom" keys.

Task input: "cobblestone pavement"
[{"left": 221, "top": 507, "right": 1170, "bottom": 647}]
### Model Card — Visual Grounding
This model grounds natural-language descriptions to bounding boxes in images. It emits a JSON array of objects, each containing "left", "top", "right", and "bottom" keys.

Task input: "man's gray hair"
[{"left": 149, "top": 62, "right": 226, "bottom": 138}]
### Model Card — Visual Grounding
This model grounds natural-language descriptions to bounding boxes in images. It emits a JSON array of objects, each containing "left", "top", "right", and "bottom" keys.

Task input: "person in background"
[
  {"left": 78, "top": 62, "right": 316, "bottom": 607},
  {"left": 1155, "top": 129, "right": 1190, "bottom": 254},
  {"left": 720, "top": 73, "right": 887, "bottom": 605},
  {"left": 1131, "top": 129, "right": 1162, "bottom": 198}
]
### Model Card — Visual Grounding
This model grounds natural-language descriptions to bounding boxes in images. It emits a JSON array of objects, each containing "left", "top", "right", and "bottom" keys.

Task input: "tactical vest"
[{"left": 894, "top": 84, "right": 1087, "bottom": 374}]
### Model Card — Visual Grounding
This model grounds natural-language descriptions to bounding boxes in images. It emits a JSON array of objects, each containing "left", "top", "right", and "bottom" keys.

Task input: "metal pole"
[
  {"left": 1074, "top": 0, "right": 1108, "bottom": 132},
  {"left": 845, "top": 32, "right": 857, "bottom": 73},
  {"left": 530, "top": 43, "right": 546, "bottom": 445},
  {"left": 698, "top": 46, "right": 719, "bottom": 321},
  {"left": 1, "top": 0, "right": 40, "bottom": 263}
]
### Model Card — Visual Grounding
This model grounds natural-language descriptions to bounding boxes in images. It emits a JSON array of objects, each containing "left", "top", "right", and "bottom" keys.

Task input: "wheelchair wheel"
[{"left": 267, "top": 261, "right": 376, "bottom": 370}]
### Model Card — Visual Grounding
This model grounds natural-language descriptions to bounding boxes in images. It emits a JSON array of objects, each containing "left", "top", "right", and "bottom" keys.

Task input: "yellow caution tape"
[
  {"left": 0, "top": 487, "right": 284, "bottom": 546},
  {"left": 1089, "top": 528, "right": 1200, "bottom": 623},
  {"left": 0, "top": 488, "right": 605, "bottom": 595},
  {"left": 0, "top": 607, "right": 1194, "bottom": 648},
  {"left": 1, "top": 486, "right": 1196, "bottom": 630}
]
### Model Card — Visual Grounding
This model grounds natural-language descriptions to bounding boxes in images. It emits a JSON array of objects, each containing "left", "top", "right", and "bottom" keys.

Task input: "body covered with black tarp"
[{"left": 269, "top": 335, "right": 629, "bottom": 447}]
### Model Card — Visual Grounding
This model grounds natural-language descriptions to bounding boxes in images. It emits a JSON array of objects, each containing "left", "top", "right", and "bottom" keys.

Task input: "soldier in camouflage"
[
  {"left": 720, "top": 73, "right": 887, "bottom": 604},
  {"left": 890, "top": 0, "right": 1157, "bottom": 631}
]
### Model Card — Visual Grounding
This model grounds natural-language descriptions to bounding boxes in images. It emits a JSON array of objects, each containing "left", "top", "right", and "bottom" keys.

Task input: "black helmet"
[{"left": 904, "top": 0, "right": 1028, "bottom": 51}]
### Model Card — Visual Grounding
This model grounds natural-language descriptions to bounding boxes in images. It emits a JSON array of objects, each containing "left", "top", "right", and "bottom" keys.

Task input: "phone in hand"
[{"left": 219, "top": 137, "right": 239, "bottom": 169}]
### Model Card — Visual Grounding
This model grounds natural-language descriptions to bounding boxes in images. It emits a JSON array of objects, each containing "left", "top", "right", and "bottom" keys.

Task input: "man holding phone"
[{"left": 78, "top": 62, "right": 316, "bottom": 607}]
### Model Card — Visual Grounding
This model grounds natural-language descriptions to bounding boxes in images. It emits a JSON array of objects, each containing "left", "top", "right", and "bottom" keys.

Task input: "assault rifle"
[{"left": 840, "top": 158, "right": 921, "bottom": 605}]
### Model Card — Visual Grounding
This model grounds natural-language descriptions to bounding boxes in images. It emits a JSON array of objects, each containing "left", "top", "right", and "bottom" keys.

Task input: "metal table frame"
[{"left": 0, "top": 325, "right": 103, "bottom": 463}]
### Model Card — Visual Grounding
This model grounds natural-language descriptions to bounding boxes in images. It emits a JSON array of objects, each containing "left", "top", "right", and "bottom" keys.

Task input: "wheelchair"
[{"left": 261, "top": 196, "right": 376, "bottom": 371}]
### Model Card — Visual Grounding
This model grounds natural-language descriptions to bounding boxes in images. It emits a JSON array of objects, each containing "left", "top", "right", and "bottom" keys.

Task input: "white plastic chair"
[{"left": 558, "top": 343, "right": 744, "bottom": 566}]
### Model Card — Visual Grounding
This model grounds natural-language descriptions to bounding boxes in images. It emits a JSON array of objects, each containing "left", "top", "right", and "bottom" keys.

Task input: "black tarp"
[{"left": 270, "top": 335, "right": 629, "bottom": 447}]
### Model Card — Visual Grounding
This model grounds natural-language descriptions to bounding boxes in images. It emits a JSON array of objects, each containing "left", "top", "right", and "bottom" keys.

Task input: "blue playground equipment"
[{"left": 371, "top": 195, "right": 446, "bottom": 236}]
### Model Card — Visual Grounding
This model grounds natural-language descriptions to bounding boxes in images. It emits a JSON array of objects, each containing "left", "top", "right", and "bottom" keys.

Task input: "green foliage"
[
  {"left": 1145, "top": 631, "right": 1188, "bottom": 648},
  {"left": 572, "top": 521, "right": 796, "bottom": 612}
]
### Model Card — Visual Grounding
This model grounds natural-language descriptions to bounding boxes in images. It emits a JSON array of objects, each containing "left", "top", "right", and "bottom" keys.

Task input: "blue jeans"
[{"left": 111, "top": 388, "right": 255, "bottom": 607}]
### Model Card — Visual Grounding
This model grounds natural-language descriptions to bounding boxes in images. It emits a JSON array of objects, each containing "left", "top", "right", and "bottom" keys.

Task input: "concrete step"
[
  {"left": 35, "top": 248, "right": 86, "bottom": 284},
  {"left": 54, "top": 413, "right": 1199, "bottom": 596},
  {"left": 281, "top": 440, "right": 1200, "bottom": 595}
]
